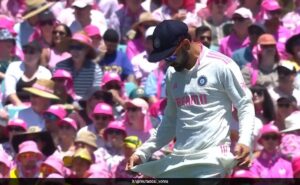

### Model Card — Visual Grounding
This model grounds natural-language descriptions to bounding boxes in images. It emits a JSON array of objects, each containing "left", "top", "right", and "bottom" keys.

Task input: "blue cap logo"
[
  {"left": 154, "top": 37, "right": 161, "bottom": 49},
  {"left": 198, "top": 75, "right": 207, "bottom": 86}
]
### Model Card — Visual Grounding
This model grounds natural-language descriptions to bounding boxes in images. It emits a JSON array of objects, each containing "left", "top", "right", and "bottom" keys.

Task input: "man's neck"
[{"left": 186, "top": 43, "right": 201, "bottom": 70}]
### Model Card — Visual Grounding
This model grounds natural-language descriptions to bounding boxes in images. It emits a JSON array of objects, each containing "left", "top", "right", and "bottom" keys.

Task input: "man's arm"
[
  {"left": 221, "top": 61, "right": 255, "bottom": 166},
  {"left": 127, "top": 69, "right": 177, "bottom": 169}
]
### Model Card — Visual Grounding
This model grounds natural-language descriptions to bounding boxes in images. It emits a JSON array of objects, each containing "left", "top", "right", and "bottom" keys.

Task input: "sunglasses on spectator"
[
  {"left": 8, "top": 126, "right": 25, "bottom": 132},
  {"left": 127, "top": 107, "right": 141, "bottom": 112},
  {"left": 106, "top": 129, "right": 124, "bottom": 135},
  {"left": 94, "top": 115, "right": 111, "bottom": 121},
  {"left": 59, "top": 124, "right": 73, "bottom": 130},
  {"left": 269, "top": 10, "right": 282, "bottom": 16},
  {"left": 43, "top": 113, "right": 59, "bottom": 121},
  {"left": 18, "top": 152, "right": 39, "bottom": 160},
  {"left": 232, "top": 17, "right": 246, "bottom": 23},
  {"left": 250, "top": 89, "right": 264, "bottom": 96},
  {"left": 69, "top": 44, "right": 86, "bottom": 51},
  {"left": 52, "top": 30, "right": 67, "bottom": 36},
  {"left": 39, "top": 20, "right": 54, "bottom": 26},
  {"left": 277, "top": 103, "right": 291, "bottom": 108},
  {"left": 262, "top": 134, "right": 280, "bottom": 141},
  {"left": 105, "top": 83, "right": 121, "bottom": 90},
  {"left": 22, "top": 47, "right": 38, "bottom": 54},
  {"left": 199, "top": 36, "right": 212, "bottom": 41},
  {"left": 213, "top": 0, "right": 227, "bottom": 4}
]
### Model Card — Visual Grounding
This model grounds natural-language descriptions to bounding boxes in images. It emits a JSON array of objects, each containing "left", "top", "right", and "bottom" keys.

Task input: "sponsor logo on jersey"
[{"left": 198, "top": 75, "right": 207, "bottom": 86}]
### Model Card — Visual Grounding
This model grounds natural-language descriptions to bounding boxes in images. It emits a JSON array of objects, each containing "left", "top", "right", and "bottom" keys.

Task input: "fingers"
[{"left": 125, "top": 157, "right": 133, "bottom": 171}]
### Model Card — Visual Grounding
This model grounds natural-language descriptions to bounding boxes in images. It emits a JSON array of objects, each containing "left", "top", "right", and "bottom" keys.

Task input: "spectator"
[
  {"left": 194, "top": 25, "right": 212, "bottom": 48},
  {"left": 35, "top": 10, "right": 56, "bottom": 49},
  {"left": 280, "top": 111, "right": 300, "bottom": 160},
  {"left": 115, "top": 135, "right": 142, "bottom": 178},
  {"left": 0, "top": 151, "right": 11, "bottom": 178},
  {"left": 100, "top": 29, "right": 135, "bottom": 82},
  {"left": 250, "top": 124, "right": 293, "bottom": 178},
  {"left": 145, "top": 61, "right": 168, "bottom": 104},
  {"left": 42, "top": 24, "right": 72, "bottom": 70},
  {"left": 78, "top": 86, "right": 113, "bottom": 126},
  {"left": 102, "top": 121, "right": 127, "bottom": 177},
  {"left": 250, "top": 84, "right": 275, "bottom": 124},
  {"left": 200, "top": 0, "right": 232, "bottom": 50},
  {"left": 40, "top": 155, "right": 65, "bottom": 178},
  {"left": 4, "top": 40, "right": 52, "bottom": 105},
  {"left": 241, "top": 34, "right": 280, "bottom": 88},
  {"left": 282, "top": 0, "right": 300, "bottom": 34},
  {"left": 232, "top": 24, "right": 265, "bottom": 69},
  {"left": 126, "top": 12, "right": 159, "bottom": 60},
  {"left": 58, "top": 0, "right": 107, "bottom": 35},
  {"left": 219, "top": 7, "right": 252, "bottom": 57},
  {"left": 0, "top": 118, "right": 27, "bottom": 158},
  {"left": 55, "top": 32, "right": 103, "bottom": 98},
  {"left": 0, "top": 0, "right": 26, "bottom": 21},
  {"left": 123, "top": 98, "right": 153, "bottom": 142},
  {"left": 77, "top": 102, "right": 115, "bottom": 148},
  {"left": 14, "top": 0, "right": 54, "bottom": 53},
  {"left": 0, "top": 29, "right": 19, "bottom": 83},
  {"left": 101, "top": 72, "right": 127, "bottom": 113},
  {"left": 43, "top": 105, "right": 67, "bottom": 145},
  {"left": 16, "top": 79, "right": 59, "bottom": 129},
  {"left": 52, "top": 69, "right": 77, "bottom": 104},
  {"left": 274, "top": 96, "right": 298, "bottom": 131},
  {"left": 131, "top": 26, "right": 159, "bottom": 87},
  {"left": 238, "top": 0, "right": 262, "bottom": 22},
  {"left": 9, "top": 140, "right": 44, "bottom": 178},
  {"left": 268, "top": 62, "right": 300, "bottom": 108},
  {"left": 94, "top": 0, "right": 119, "bottom": 20},
  {"left": 259, "top": 0, "right": 291, "bottom": 58},
  {"left": 69, "top": 148, "right": 93, "bottom": 178},
  {"left": 109, "top": 0, "right": 145, "bottom": 44},
  {"left": 53, "top": 117, "right": 78, "bottom": 161}
]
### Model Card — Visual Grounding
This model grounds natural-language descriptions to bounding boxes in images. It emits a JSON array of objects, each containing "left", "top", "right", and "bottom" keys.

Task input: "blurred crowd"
[{"left": 0, "top": 0, "right": 300, "bottom": 181}]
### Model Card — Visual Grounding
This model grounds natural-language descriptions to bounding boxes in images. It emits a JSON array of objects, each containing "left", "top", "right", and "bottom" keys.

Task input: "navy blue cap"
[{"left": 148, "top": 20, "right": 189, "bottom": 62}]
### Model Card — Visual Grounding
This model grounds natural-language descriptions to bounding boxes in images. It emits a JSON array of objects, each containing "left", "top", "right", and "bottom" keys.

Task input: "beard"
[{"left": 172, "top": 50, "right": 189, "bottom": 72}]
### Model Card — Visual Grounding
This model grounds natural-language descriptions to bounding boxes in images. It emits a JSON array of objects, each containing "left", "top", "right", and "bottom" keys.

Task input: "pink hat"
[
  {"left": 52, "top": 69, "right": 73, "bottom": 82},
  {"left": 101, "top": 72, "right": 122, "bottom": 87},
  {"left": 262, "top": 0, "right": 281, "bottom": 11},
  {"left": 42, "top": 156, "right": 65, "bottom": 176},
  {"left": 0, "top": 151, "right": 11, "bottom": 169},
  {"left": 92, "top": 102, "right": 114, "bottom": 116},
  {"left": 17, "top": 140, "right": 43, "bottom": 160},
  {"left": 62, "top": 32, "right": 96, "bottom": 59},
  {"left": 258, "top": 124, "right": 281, "bottom": 144},
  {"left": 84, "top": 25, "right": 101, "bottom": 38},
  {"left": 58, "top": 117, "right": 78, "bottom": 131},
  {"left": 103, "top": 120, "right": 127, "bottom": 140},
  {"left": 125, "top": 98, "right": 149, "bottom": 114},
  {"left": 231, "top": 169, "right": 256, "bottom": 178},
  {"left": 44, "top": 105, "right": 67, "bottom": 120},
  {"left": 7, "top": 118, "right": 27, "bottom": 131}
]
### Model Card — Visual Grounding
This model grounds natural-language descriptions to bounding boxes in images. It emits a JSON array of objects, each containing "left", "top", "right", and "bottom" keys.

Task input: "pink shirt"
[
  {"left": 48, "top": 49, "right": 71, "bottom": 70},
  {"left": 250, "top": 150, "right": 293, "bottom": 178},
  {"left": 282, "top": 9, "right": 300, "bottom": 34},
  {"left": 219, "top": 33, "right": 250, "bottom": 57},
  {"left": 126, "top": 37, "right": 145, "bottom": 60},
  {"left": 272, "top": 26, "right": 292, "bottom": 59}
]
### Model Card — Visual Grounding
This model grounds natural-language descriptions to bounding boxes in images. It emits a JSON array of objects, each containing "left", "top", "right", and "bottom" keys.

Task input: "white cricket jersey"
[{"left": 135, "top": 46, "right": 255, "bottom": 162}]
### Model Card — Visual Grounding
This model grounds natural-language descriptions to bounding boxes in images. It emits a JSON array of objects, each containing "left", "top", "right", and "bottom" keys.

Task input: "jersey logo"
[{"left": 198, "top": 75, "right": 207, "bottom": 86}]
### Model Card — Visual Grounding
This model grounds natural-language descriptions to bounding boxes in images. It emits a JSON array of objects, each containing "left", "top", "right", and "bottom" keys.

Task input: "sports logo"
[{"left": 198, "top": 75, "right": 207, "bottom": 86}]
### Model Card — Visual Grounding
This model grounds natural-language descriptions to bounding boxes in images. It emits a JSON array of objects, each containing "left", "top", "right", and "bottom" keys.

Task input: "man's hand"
[
  {"left": 234, "top": 143, "right": 251, "bottom": 168},
  {"left": 126, "top": 154, "right": 142, "bottom": 171}
]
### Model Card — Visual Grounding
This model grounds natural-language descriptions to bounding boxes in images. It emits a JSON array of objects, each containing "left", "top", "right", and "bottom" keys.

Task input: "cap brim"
[
  {"left": 148, "top": 45, "right": 177, "bottom": 63},
  {"left": 281, "top": 127, "right": 300, "bottom": 133},
  {"left": 22, "top": 2, "right": 55, "bottom": 20},
  {"left": 23, "top": 87, "right": 60, "bottom": 100}
]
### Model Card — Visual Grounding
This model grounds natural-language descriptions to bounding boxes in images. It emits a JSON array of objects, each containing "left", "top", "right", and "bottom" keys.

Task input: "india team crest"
[{"left": 198, "top": 75, "right": 207, "bottom": 86}]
